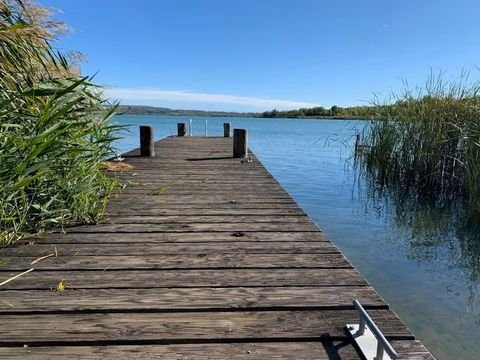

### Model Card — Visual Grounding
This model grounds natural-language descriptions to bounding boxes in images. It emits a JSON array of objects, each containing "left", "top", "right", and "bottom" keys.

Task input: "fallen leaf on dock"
[{"left": 56, "top": 279, "right": 67, "bottom": 292}]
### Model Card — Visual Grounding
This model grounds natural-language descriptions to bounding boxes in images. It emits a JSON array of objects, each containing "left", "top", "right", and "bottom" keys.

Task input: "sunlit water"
[{"left": 113, "top": 115, "right": 480, "bottom": 359}]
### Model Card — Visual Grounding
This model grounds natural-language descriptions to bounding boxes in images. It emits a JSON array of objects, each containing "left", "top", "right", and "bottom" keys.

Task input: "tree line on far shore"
[{"left": 261, "top": 105, "right": 379, "bottom": 119}]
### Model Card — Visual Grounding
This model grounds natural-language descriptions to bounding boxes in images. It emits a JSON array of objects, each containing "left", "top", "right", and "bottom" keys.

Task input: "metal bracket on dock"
[{"left": 346, "top": 300, "right": 398, "bottom": 360}]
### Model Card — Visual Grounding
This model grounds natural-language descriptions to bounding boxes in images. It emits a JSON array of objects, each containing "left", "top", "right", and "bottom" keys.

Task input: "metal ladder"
[{"left": 347, "top": 300, "right": 398, "bottom": 360}]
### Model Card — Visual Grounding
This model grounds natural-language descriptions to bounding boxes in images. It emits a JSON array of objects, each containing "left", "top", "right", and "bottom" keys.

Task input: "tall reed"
[
  {"left": 0, "top": 0, "right": 119, "bottom": 245},
  {"left": 358, "top": 71, "right": 480, "bottom": 216}
]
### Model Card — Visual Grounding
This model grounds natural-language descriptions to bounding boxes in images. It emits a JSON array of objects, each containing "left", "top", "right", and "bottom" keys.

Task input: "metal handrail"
[{"left": 351, "top": 299, "right": 398, "bottom": 360}]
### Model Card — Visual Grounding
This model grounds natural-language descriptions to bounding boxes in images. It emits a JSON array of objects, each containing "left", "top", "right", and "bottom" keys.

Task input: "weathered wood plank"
[
  {"left": 114, "top": 174, "right": 281, "bottom": 181},
  {"left": 31, "top": 231, "right": 330, "bottom": 244},
  {"left": 61, "top": 222, "right": 320, "bottom": 233},
  {"left": 1, "top": 253, "right": 351, "bottom": 270},
  {"left": 109, "top": 195, "right": 294, "bottom": 202},
  {"left": 117, "top": 189, "right": 294, "bottom": 196},
  {"left": 106, "top": 207, "right": 306, "bottom": 216},
  {"left": 0, "top": 341, "right": 434, "bottom": 360},
  {"left": 119, "top": 183, "right": 288, "bottom": 190},
  {"left": 0, "top": 286, "right": 385, "bottom": 312},
  {"left": 0, "top": 310, "right": 413, "bottom": 344},
  {"left": 0, "top": 268, "right": 368, "bottom": 290},
  {"left": 107, "top": 199, "right": 300, "bottom": 207},
  {"left": 115, "top": 179, "right": 282, "bottom": 184},
  {"left": 103, "top": 215, "right": 312, "bottom": 224},
  {"left": 2, "top": 241, "right": 339, "bottom": 257}
]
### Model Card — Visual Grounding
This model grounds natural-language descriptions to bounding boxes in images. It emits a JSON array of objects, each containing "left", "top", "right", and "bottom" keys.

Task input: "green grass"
[{"left": 0, "top": 1, "right": 119, "bottom": 245}]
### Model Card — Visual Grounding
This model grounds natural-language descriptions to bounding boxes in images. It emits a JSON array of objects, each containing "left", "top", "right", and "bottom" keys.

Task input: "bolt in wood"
[
  {"left": 139, "top": 126, "right": 155, "bottom": 157},
  {"left": 233, "top": 129, "right": 248, "bottom": 158},
  {"left": 178, "top": 123, "right": 186, "bottom": 137}
]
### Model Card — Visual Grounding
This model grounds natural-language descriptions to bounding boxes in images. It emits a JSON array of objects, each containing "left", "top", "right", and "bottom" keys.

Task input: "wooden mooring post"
[
  {"left": 354, "top": 134, "right": 361, "bottom": 154},
  {"left": 223, "top": 123, "right": 231, "bottom": 137},
  {"left": 233, "top": 128, "right": 248, "bottom": 158},
  {"left": 178, "top": 123, "right": 186, "bottom": 137},
  {"left": 139, "top": 126, "right": 155, "bottom": 157}
]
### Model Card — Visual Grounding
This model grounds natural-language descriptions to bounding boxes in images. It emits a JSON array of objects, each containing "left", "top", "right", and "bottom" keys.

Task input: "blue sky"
[{"left": 41, "top": 0, "right": 479, "bottom": 112}]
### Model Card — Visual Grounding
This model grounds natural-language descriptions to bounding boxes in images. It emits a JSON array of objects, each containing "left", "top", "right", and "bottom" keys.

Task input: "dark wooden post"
[
  {"left": 233, "top": 129, "right": 248, "bottom": 158},
  {"left": 223, "top": 123, "right": 231, "bottom": 137},
  {"left": 178, "top": 123, "right": 186, "bottom": 137},
  {"left": 355, "top": 134, "right": 361, "bottom": 154},
  {"left": 139, "top": 126, "right": 154, "bottom": 157}
]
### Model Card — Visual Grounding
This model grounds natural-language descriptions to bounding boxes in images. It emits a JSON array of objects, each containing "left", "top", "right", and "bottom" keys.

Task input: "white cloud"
[{"left": 104, "top": 87, "right": 321, "bottom": 111}]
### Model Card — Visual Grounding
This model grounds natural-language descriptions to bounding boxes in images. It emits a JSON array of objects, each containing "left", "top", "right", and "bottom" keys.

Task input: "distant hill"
[{"left": 117, "top": 105, "right": 260, "bottom": 118}]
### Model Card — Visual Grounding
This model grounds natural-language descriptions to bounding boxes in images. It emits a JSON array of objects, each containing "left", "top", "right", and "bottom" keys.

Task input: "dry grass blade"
[
  {"left": 30, "top": 253, "right": 54, "bottom": 265},
  {"left": 100, "top": 161, "right": 134, "bottom": 172},
  {"left": 0, "top": 268, "right": 34, "bottom": 288}
]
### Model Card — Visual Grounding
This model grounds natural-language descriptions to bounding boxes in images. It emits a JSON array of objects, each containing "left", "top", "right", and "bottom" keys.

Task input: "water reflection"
[{"left": 358, "top": 177, "right": 480, "bottom": 325}]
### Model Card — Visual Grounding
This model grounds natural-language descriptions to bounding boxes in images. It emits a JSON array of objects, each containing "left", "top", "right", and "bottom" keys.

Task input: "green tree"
[{"left": 330, "top": 105, "right": 339, "bottom": 116}]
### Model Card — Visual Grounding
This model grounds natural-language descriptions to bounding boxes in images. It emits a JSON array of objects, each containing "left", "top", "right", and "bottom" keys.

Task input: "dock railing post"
[
  {"left": 139, "top": 126, "right": 155, "bottom": 157},
  {"left": 178, "top": 123, "right": 186, "bottom": 137},
  {"left": 233, "top": 129, "right": 248, "bottom": 158},
  {"left": 224, "top": 123, "right": 231, "bottom": 137}
]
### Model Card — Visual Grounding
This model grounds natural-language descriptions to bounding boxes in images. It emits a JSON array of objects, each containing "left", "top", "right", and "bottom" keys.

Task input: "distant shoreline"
[{"left": 117, "top": 105, "right": 370, "bottom": 120}]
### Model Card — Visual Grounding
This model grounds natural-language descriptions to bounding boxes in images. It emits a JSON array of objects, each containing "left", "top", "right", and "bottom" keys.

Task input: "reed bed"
[
  {"left": 357, "top": 75, "right": 480, "bottom": 319},
  {"left": 358, "top": 71, "right": 480, "bottom": 216},
  {"left": 0, "top": 0, "right": 119, "bottom": 245}
]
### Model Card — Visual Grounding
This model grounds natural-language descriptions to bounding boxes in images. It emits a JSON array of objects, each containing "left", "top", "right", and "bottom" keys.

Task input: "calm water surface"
[{"left": 113, "top": 115, "right": 480, "bottom": 359}]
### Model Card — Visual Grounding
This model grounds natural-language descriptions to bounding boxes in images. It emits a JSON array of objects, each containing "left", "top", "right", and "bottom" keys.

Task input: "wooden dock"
[{"left": 0, "top": 136, "right": 434, "bottom": 359}]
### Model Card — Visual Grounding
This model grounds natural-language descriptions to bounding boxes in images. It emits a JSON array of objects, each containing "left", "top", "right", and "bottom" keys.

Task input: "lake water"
[{"left": 113, "top": 115, "right": 480, "bottom": 359}]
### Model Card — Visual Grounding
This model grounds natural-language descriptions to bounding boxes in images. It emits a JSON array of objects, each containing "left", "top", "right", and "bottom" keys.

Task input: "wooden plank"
[
  {"left": 30, "top": 231, "right": 330, "bottom": 244},
  {"left": 118, "top": 191, "right": 292, "bottom": 197},
  {"left": 105, "top": 207, "right": 306, "bottom": 216},
  {"left": 0, "top": 341, "right": 434, "bottom": 360},
  {"left": 107, "top": 201, "right": 300, "bottom": 208},
  {"left": 114, "top": 174, "right": 282, "bottom": 180},
  {"left": 0, "top": 286, "right": 385, "bottom": 313},
  {"left": 108, "top": 168, "right": 271, "bottom": 174},
  {"left": 103, "top": 215, "right": 312, "bottom": 224},
  {"left": 109, "top": 195, "right": 294, "bottom": 202},
  {"left": 0, "top": 268, "right": 368, "bottom": 290},
  {"left": 388, "top": 340, "right": 437, "bottom": 359},
  {"left": 0, "top": 310, "right": 413, "bottom": 344},
  {"left": 2, "top": 241, "right": 340, "bottom": 257},
  {"left": 106, "top": 199, "right": 300, "bottom": 208},
  {"left": 62, "top": 222, "right": 320, "bottom": 233},
  {"left": 115, "top": 179, "right": 282, "bottom": 184},
  {"left": 119, "top": 182, "right": 287, "bottom": 189},
  {"left": 1, "top": 253, "right": 351, "bottom": 270}
]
